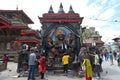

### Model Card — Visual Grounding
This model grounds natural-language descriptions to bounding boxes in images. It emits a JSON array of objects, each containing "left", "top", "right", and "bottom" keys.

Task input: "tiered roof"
[
  {"left": 0, "top": 10, "right": 33, "bottom": 29},
  {"left": 16, "top": 29, "right": 41, "bottom": 44}
]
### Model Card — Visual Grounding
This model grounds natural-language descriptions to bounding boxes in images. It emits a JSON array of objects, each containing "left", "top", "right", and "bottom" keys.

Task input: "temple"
[
  {"left": 0, "top": 10, "right": 33, "bottom": 60},
  {"left": 83, "top": 27, "right": 104, "bottom": 48},
  {"left": 38, "top": 3, "right": 84, "bottom": 69},
  {"left": 16, "top": 28, "right": 42, "bottom": 72}
]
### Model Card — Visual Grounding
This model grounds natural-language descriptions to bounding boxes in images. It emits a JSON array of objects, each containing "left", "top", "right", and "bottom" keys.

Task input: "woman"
[
  {"left": 38, "top": 54, "right": 46, "bottom": 79},
  {"left": 3, "top": 54, "right": 9, "bottom": 69},
  {"left": 109, "top": 51, "right": 114, "bottom": 65},
  {"left": 82, "top": 59, "right": 92, "bottom": 80}
]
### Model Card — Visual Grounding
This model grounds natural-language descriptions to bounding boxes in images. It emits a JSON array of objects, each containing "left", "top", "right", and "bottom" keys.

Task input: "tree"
[{"left": 82, "top": 28, "right": 91, "bottom": 42}]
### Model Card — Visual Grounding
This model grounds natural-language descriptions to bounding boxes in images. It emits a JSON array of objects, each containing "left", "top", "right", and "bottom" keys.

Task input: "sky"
[{"left": 0, "top": 0, "right": 120, "bottom": 43}]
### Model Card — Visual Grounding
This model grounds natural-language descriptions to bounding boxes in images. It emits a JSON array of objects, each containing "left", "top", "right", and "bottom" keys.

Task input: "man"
[
  {"left": 94, "top": 51, "right": 101, "bottom": 79},
  {"left": 113, "top": 51, "right": 117, "bottom": 60},
  {"left": 62, "top": 53, "right": 70, "bottom": 74},
  {"left": 28, "top": 47, "right": 37, "bottom": 80},
  {"left": 117, "top": 53, "right": 120, "bottom": 67}
]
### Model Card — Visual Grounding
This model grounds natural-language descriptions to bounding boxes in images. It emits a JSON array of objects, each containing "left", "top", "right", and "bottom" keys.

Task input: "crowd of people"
[
  {"left": 19, "top": 46, "right": 120, "bottom": 80},
  {"left": 2, "top": 45, "right": 120, "bottom": 80},
  {"left": 77, "top": 47, "right": 120, "bottom": 80},
  {"left": 103, "top": 50, "right": 120, "bottom": 67}
]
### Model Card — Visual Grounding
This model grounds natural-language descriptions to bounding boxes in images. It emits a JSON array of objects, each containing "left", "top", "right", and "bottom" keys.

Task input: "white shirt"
[{"left": 94, "top": 54, "right": 100, "bottom": 65}]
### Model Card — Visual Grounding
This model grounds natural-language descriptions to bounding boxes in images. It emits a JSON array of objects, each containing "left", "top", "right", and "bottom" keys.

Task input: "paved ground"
[{"left": 0, "top": 59, "right": 120, "bottom": 80}]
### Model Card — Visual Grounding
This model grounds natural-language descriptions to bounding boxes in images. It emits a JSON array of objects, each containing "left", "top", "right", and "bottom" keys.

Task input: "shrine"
[
  {"left": 16, "top": 28, "right": 42, "bottom": 72},
  {"left": 38, "top": 4, "right": 84, "bottom": 69}
]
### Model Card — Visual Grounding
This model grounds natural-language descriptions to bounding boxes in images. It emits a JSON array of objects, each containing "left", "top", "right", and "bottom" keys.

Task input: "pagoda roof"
[
  {"left": 89, "top": 35, "right": 102, "bottom": 38},
  {"left": 39, "top": 13, "right": 83, "bottom": 23},
  {"left": 16, "top": 36, "right": 41, "bottom": 44},
  {"left": 95, "top": 40, "right": 104, "bottom": 44},
  {"left": 0, "top": 10, "right": 33, "bottom": 26},
  {"left": 21, "top": 29, "right": 41, "bottom": 39},
  {"left": 83, "top": 40, "right": 104, "bottom": 44},
  {"left": 42, "top": 13, "right": 80, "bottom": 17}
]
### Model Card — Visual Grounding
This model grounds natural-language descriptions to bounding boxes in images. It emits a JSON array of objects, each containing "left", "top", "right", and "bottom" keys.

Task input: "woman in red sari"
[{"left": 38, "top": 54, "right": 46, "bottom": 79}]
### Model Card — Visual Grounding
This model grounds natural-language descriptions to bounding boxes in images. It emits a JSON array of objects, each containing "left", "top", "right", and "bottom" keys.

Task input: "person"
[
  {"left": 117, "top": 53, "right": 120, "bottom": 68},
  {"left": 99, "top": 54, "right": 103, "bottom": 72},
  {"left": 104, "top": 52, "right": 109, "bottom": 61},
  {"left": 82, "top": 59, "right": 92, "bottom": 80},
  {"left": 94, "top": 51, "right": 101, "bottom": 79},
  {"left": 62, "top": 53, "right": 70, "bottom": 74},
  {"left": 2, "top": 54, "right": 9, "bottom": 69},
  {"left": 35, "top": 50, "right": 40, "bottom": 71},
  {"left": 113, "top": 51, "right": 117, "bottom": 60},
  {"left": 109, "top": 51, "right": 114, "bottom": 65},
  {"left": 38, "top": 53, "right": 46, "bottom": 79},
  {"left": 28, "top": 47, "right": 37, "bottom": 80}
]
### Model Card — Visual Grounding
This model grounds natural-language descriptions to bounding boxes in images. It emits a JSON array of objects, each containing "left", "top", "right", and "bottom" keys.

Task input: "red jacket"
[
  {"left": 38, "top": 56, "right": 46, "bottom": 73},
  {"left": 3, "top": 55, "right": 9, "bottom": 63}
]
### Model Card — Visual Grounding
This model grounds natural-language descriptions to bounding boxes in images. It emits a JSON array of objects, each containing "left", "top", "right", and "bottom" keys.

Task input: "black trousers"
[
  {"left": 95, "top": 65, "right": 101, "bottom": 77},
  {"left": 40, "top": 72, "right": 44, "bottom": 79},
  {"left": 63, "top": 64, "right": 68, "bottom": 73}
]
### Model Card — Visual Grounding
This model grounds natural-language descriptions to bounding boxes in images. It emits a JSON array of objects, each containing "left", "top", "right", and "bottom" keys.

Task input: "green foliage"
[{"left": 82, "top": 28, "right": 91, "bottom": 41}]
